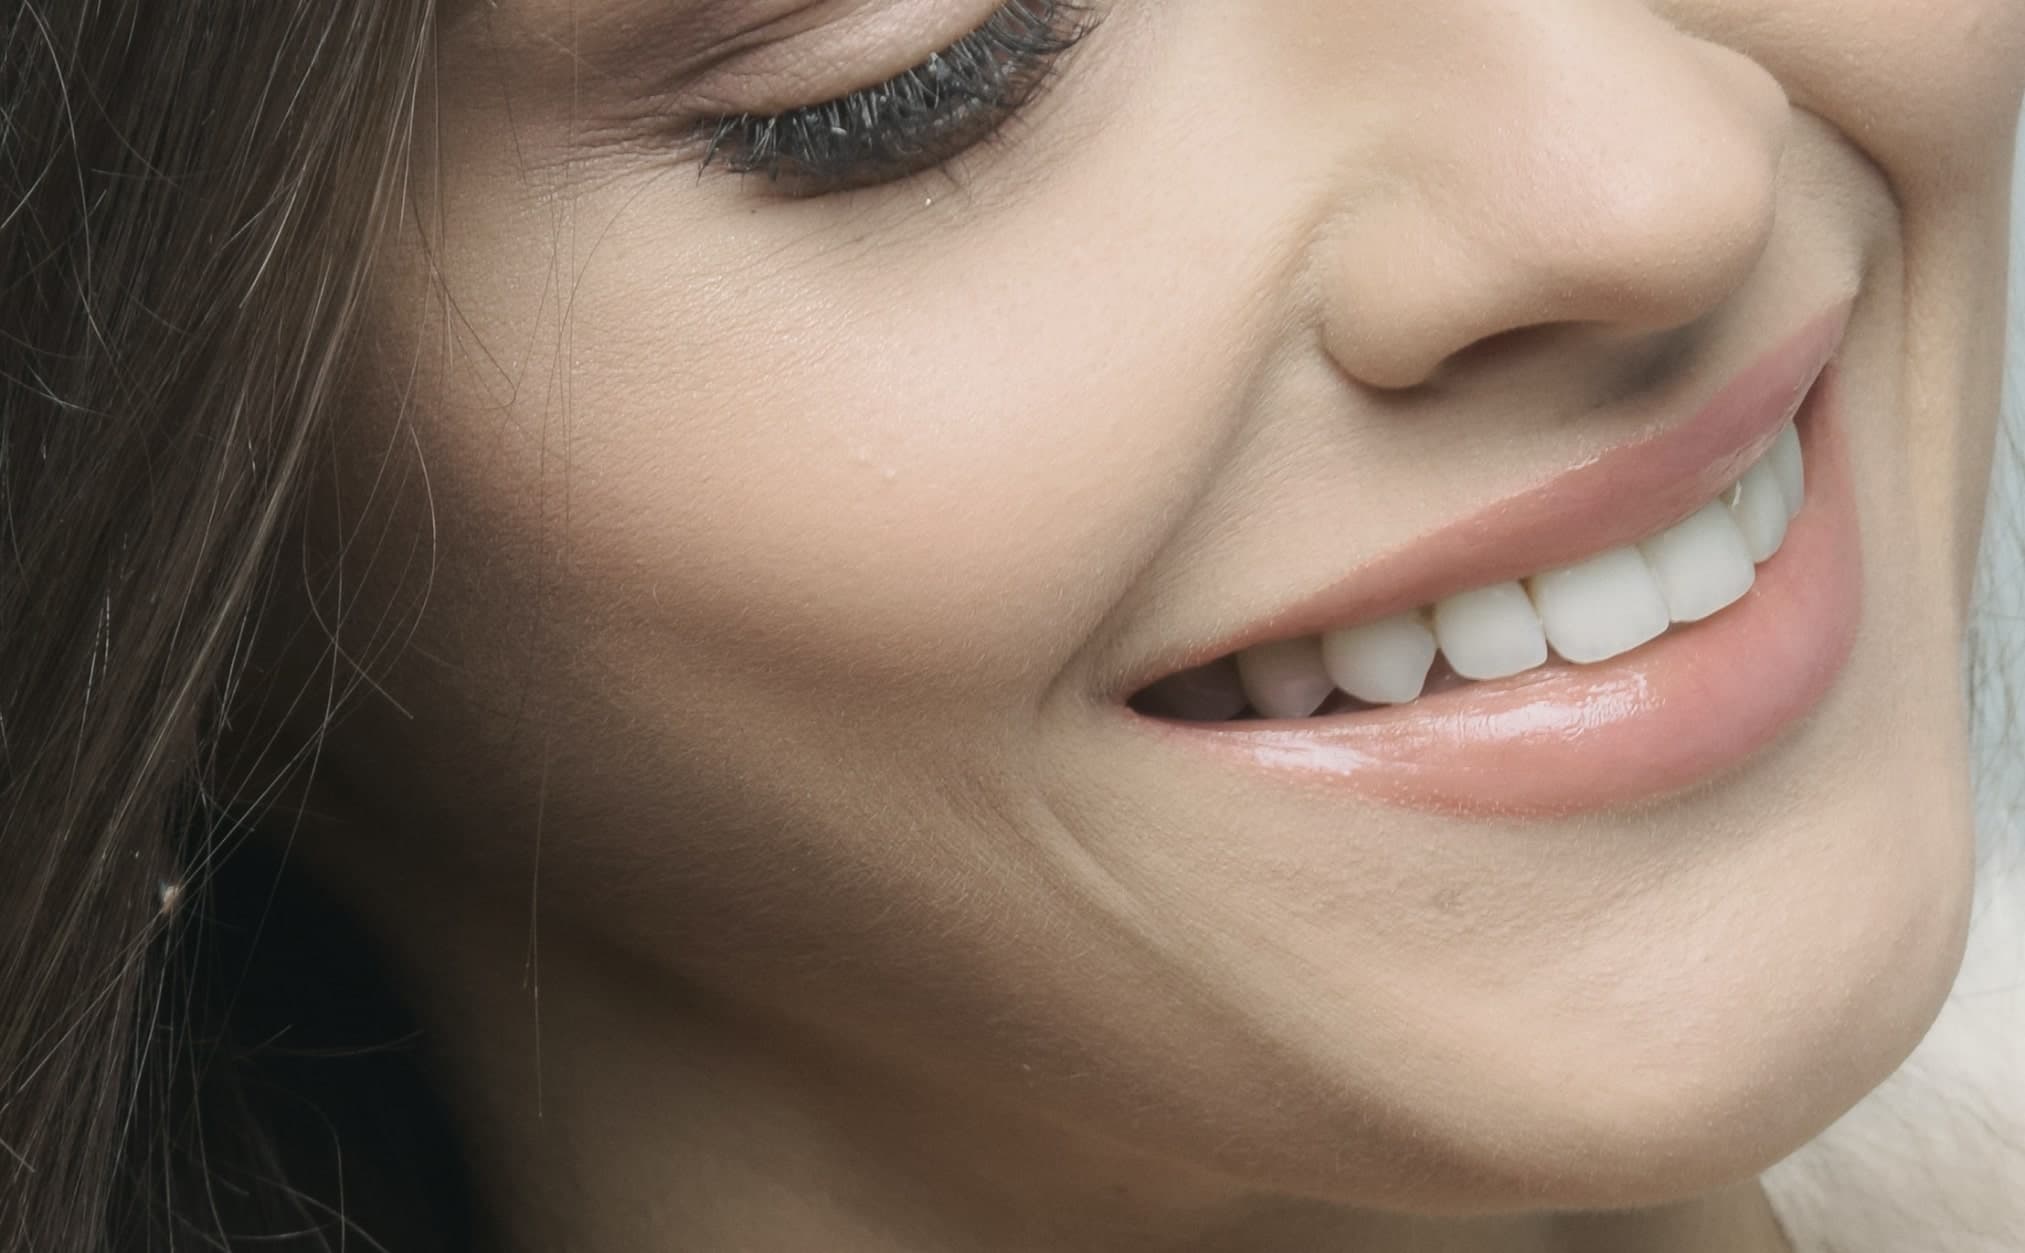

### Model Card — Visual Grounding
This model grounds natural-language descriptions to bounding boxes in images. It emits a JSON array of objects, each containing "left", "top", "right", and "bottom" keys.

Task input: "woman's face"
[{"left": 326, "top": 0, "right": 2025, "bottom": 1216}]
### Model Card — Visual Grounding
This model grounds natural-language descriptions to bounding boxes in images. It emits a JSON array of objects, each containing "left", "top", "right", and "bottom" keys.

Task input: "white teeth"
[
  {"left": 1768, "top": 422, "right": 1804, "bottom": 519},
  {"left": 1525, "top": 546, "right": 1671, "bottom": 664},
  {"left": 1322, "top": 612, "right": 1439, "bottom": 705},
  {"left": 1431, "top": 582, "right": 1549, "bottom": 680},
  {"left": 1157, "top": 419, "right": 1809, "bottom": 719},
  {"left": 1637, "top": 501, "right": 1757, "bottom": 623},
  {"left": 1725, "top": 458, "right": 1790, "bottom": 562},
  {"left": 1234, "top": 637, "right": 1335, "bottom": 718}
]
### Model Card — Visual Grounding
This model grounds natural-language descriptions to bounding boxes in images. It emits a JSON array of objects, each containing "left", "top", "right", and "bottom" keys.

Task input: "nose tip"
[{"left": 1318, "top": 27, "right": 1789, "bottom": 393}]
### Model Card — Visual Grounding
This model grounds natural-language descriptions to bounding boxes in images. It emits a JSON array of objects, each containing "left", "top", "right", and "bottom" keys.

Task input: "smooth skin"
[{"left": 293, "top": 1, "right": 2025, "bottom": 1249}]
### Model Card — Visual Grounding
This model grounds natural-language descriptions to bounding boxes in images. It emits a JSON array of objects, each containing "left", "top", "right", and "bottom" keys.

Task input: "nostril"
[{"left": 1315, "top": 16, "right": 1784, "bottom": 395}]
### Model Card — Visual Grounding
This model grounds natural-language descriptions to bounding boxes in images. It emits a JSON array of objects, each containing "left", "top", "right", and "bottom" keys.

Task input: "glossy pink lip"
[
  {"left": 1121, "top": 308, "right": 1862, "bottom": 818},
  {"left": 1121, "top": 303, "right": 1851, "bottom": 692}
]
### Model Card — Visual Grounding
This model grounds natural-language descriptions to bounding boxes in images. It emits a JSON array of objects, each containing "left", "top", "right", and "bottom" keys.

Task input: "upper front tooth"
[
  {"left": 1768, "top": 422, "right": 1804, "bottom": 519},
  {"left": 1525, "top": 546, "right": 1671, "bottom": 664},
  {"left": 1432, "top": 582, "right": 1549, "bottom": 680},
  {"left": 1726, "top": 459, "right": 1790, "bottom": 561},
  {"left": 1322, "top": 611, "right": 1439, "bottom": 705},
  {"left": 1638, "top": 501, "right": 1756, "bottom": 623},
  {"left": 1235, "top": 636, "right": 1335, "bottom": 718}
]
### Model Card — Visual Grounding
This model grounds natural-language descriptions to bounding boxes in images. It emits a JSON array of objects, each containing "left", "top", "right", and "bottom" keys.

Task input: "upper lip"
[{"left": 1124, "top": 301, "right": 1852, "bottom": 697}]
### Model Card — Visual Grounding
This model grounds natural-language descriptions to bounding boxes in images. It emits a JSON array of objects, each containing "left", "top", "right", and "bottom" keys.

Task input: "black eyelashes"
[{"left": 695, "top": 0, "right": 1097, "bottom": 192}]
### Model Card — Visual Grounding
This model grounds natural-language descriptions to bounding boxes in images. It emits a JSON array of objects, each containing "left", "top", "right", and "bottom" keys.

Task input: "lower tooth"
[{"left": 1235, "top": 637, "right": 1335, "bottom": 718}]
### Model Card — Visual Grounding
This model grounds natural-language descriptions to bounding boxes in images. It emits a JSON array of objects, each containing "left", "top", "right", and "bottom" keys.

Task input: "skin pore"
[{"left": 289, "top": 1, "right": 2024, "bottom": 1249}]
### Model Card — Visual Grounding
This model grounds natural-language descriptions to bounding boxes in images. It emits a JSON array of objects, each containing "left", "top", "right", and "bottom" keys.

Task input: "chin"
[{"left": 1122, "top": 734, "right": 1979, "bottom": 1217}]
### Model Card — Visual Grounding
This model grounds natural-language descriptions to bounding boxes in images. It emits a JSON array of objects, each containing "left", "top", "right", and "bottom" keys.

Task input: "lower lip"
[{"left": 1124, "top": 368, "right": 1862, "bottom": 819}]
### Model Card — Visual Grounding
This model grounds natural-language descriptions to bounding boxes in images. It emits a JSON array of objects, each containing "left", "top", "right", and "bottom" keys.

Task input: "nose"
[{"left": 1316, "top": 7, "right": 1790, "bottom": 391}]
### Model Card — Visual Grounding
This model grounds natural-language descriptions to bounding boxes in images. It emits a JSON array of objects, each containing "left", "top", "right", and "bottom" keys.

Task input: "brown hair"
[{"left": 0, "top": 3, "right": 457, "bottom": 1248}]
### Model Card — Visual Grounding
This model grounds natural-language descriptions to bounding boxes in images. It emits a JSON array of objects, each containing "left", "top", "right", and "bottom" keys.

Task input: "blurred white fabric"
[{"left": 1759, "top": 105, "right": 2025, "bottom": 1252}]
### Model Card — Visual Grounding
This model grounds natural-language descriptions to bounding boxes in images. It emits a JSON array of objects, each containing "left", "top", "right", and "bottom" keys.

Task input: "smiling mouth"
[
  {"left": 1134, "top": 417, "right": 1806, "bottom": 722},
  {"left": 1117, "top": 304, "right": 1863, "bottom": 817}
]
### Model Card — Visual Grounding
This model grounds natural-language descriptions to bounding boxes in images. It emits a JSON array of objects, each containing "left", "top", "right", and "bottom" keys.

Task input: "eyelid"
[{"left": 674, "top": 0, "right": 1014, "bottom": 117}]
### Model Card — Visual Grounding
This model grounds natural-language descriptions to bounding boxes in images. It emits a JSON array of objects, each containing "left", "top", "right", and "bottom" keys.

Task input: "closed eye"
[{"left": 691, "top": 0, "right": 1098, "bottom": 195}]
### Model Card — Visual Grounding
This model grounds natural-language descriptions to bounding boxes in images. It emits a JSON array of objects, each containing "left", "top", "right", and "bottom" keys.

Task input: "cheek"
[
  {"left": 406, "top": 176, "right": 1273, "bottom": 707},
  {"left": 1672, "top": 0, "right": 2025, "bottom": 188}
]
